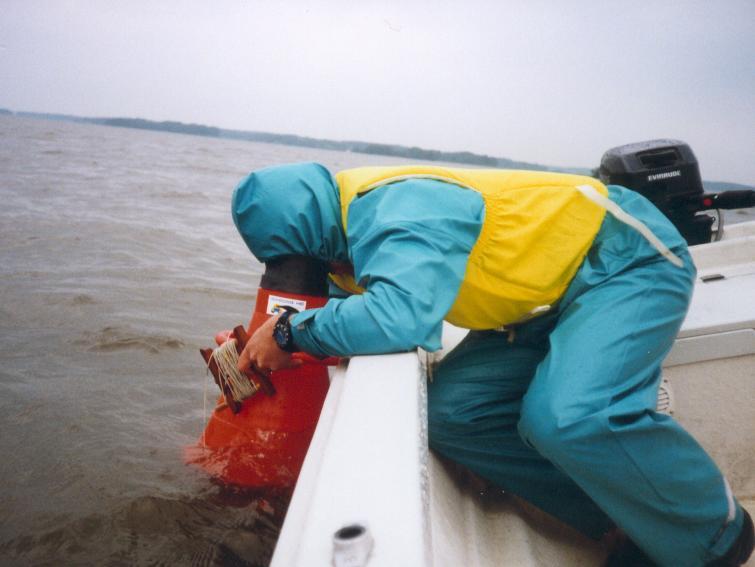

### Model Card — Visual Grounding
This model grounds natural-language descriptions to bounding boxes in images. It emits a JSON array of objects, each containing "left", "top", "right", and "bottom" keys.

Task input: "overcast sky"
[{"left": 1, "top": 0, "right": 753, "bottom": 183}]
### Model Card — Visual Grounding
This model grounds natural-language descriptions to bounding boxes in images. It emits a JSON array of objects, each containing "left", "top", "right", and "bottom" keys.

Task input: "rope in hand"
[{"left": 206, "top": 338, "right": 259, "bottom": 403}]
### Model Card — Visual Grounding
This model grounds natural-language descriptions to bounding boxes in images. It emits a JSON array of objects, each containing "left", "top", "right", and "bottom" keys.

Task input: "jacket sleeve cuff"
[{"left": 290, "top": 309, "right": 330, "bottom": 358}]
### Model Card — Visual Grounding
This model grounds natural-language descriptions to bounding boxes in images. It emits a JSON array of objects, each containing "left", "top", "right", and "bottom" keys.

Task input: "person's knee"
[
  {"left": 517, "top": 395, "right": 606, "bottom": 461},
  {"left": 517, "top": 398, "right": 557, "bottom": 455}
]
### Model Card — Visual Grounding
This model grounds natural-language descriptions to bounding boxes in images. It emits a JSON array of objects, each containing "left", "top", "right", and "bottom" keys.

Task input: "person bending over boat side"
[{"left": 232, "top": 163, "right": 754, "bottom": 567}]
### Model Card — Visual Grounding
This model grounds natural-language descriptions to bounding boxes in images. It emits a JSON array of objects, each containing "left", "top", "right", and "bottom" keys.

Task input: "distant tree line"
[
  {"left": 219, "top": 125, "right": 543, "bottom": 169},
  {"left": 96, "top": 118, "right": 221, "bottom": 138}
]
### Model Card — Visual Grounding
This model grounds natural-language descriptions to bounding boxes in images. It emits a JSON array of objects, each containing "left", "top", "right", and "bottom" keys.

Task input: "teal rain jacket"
[{"left": 231, "top": 162, "right": 484, "bottom": 356}]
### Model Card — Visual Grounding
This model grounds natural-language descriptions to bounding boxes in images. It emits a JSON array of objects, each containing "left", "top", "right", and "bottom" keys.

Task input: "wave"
[{"left": 72, "top": 326, "right": 185, "bottom": 354}]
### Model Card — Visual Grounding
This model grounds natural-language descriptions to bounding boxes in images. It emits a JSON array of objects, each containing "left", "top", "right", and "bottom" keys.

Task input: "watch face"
[
  {"left": 273, "top": 314, "right": 293, "bottom": 351},
  {"left": 272, "top": 308, "right": 299, "bottom": 352},
  {"left": 273, "top": 325, "right": 287, "bottom": 347}
]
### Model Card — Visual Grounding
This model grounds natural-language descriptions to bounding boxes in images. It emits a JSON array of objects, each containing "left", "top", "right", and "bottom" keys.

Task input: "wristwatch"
[{"left": 272, "top": 306, "right": 299, "bottom": 353}]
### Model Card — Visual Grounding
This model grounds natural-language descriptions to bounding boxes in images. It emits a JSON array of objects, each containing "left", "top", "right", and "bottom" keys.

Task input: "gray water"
[{"left": 0, "top": 116, "right": 422, "bottom": 566}]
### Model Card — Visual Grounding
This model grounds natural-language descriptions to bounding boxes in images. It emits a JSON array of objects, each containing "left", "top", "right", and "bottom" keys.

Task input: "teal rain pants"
[{"left": 428, "top": 186, "right": 745, "bottom": 566}]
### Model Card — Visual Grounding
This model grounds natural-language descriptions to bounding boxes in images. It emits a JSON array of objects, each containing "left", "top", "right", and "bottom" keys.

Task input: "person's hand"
[{"left": 236, "top": 314, "right": 302, "bottom": 376}]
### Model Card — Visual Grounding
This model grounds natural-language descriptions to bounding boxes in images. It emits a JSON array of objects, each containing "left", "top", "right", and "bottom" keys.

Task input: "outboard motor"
[
  {"left": 186, "top": 257, "right": 333, "bottom": 487},
  {"left": 599, "top": 139, "right": 755, "bottom": 245}
]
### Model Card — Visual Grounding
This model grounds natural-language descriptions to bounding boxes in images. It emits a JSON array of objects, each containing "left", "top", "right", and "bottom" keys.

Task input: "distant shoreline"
[{"left": 1, "top": 108, "right": 752, "bottom": 193}]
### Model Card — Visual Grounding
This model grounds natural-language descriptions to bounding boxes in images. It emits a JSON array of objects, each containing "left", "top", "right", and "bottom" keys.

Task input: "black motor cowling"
[{"left": 599, "top": 139, "right": 754, "bottom": 245}]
